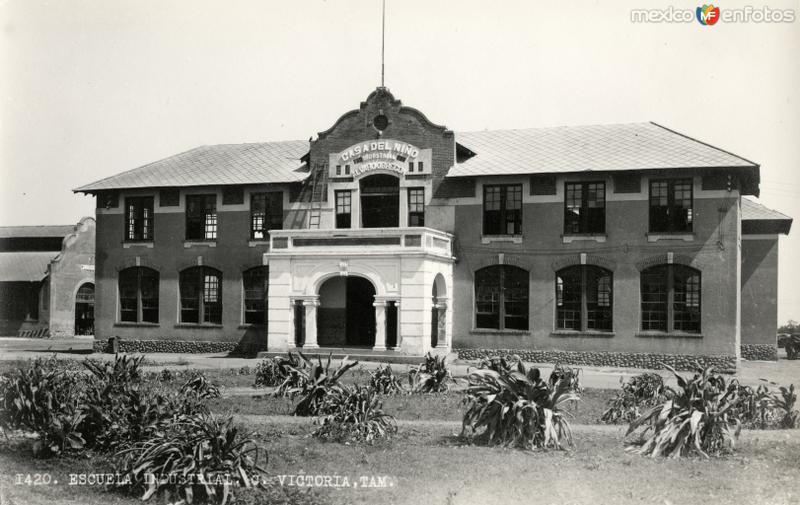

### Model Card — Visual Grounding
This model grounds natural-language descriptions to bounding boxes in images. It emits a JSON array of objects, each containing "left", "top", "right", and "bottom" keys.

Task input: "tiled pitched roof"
[
  {"left": 0, "top": 252, "right": 56, "bottom": 282},
  {"left": 741, "top": 198, "right": 792, "bottom": 235},
  {"left": 0, "top": 225, "right": 75, "bottom": 239},
  {"left": 74, "top": 141, "right": 309, "bottom": 192},
  {"left": 449, "top": 122, "right": 757, "bottom": 177}
]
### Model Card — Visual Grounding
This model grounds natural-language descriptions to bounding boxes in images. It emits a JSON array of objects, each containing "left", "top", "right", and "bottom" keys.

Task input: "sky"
[{"left": 1, "top": 0, "right": 798, "bottom": 321}]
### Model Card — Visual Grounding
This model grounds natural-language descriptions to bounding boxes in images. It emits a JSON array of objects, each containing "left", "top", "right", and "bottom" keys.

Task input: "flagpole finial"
[{"left": 381, "top": 0, "right": 386, "bottom": 87}]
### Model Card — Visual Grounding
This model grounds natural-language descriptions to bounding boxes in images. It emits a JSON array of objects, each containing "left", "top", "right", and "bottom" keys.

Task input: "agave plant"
[
  {"left": 759, "top": 380, "right": 798, "bottom": 429},
  {"left": 369, "top": 364, "right": 405, "bottom": 395},
  {"left": 179, "top": 372, "right": 221, "bottom": 399},
  {"left": 313, "top": 385, "right": 398, "bottom": 443},
  {"left": 461, "top": 361, "right": 578, "bottom": 450},
  {"left": 83, "top": 354, "right": 145, "bottom": 386},
  {"left": 284, "top": 353, "right": 359, "bottom": 416},
  {"left": 626, "top": 364, "right": 742, "bottom": 458},
  {"left": 112, "top": 413, "right": 266, "bottom": 504},
  {"left": 600, "top": 372, "right": 666, "bottom": 425},
  {"left": 477, "top": 355, "right": 520, "bottom": 374},
  {"left": 254, "top": 353, "right": 304, "bottom": 388},
  {"left": 408, "top": 353, "right": 453, "bottom": 393},
  {"left": 548, "top": 363, "right": 583, "bottom": 393}
]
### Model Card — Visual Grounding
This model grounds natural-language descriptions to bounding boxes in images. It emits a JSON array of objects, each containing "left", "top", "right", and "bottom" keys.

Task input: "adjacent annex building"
[
  {"left": 75, "top": 88, "right": 792, "bottom": 368},
  {"left": 0, "top": 218, "right": 96, "bottom": 337}
]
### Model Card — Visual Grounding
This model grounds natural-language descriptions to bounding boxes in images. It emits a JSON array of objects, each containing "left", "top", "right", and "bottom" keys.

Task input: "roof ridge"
[
  {"left": 648, "top": 122, "right": 759, "bottom": 167},
  {"left": 455, "top": 121, "right": 651, "bottom": 135}
]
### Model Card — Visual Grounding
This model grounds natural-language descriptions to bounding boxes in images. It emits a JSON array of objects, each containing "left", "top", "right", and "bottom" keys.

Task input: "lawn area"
[{"left": 2, "top": 418, "right": 798, "bottom": 505}]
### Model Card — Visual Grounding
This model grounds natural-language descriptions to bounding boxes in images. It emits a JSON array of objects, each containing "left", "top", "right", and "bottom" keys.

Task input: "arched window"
[
  {"left": 119, "top": 267, "right": 159, "bottom": 323},
  {"left": 180, "top": 266, "right": 222, "bottom": 324},
  {"left": 556, "top": 265, "right": 613, "bottom": 332},
  {"left": 243, "top": 267, "right": 268, "bottom": 325},
  {"left": 641, "top": 264, "right": 701, "bottom": 333},
  {"left": 475, "top": 265, "right": 529, "bottom": 331}
]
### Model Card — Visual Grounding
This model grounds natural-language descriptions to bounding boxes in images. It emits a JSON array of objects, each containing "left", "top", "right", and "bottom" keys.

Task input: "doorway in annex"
[{"left": 317, "top": 276, "right": 376, "bottom": 347}]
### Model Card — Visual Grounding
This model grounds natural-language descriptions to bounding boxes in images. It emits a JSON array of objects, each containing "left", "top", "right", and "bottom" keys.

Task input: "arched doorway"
[
  {"left": 318, "top": 276, "right": 376, "bottom": 347},
  {"left": 431, "top": 273, "right": 447, "bottom": 348},
  {"left": 74, "top": 283, "right": 95, "bottom": 336},
  {"left": 360, "top": 174, "right": 399, "bottom": 228}
]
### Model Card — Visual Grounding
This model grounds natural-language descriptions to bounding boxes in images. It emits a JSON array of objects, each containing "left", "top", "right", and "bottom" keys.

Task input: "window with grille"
[
  {"left": 408, "top": 187, "right": 425, "bottom": 227},
  {"left": 649, "top": 179, "right": 693, "bottom": 233},
  {"left": 243, "top": 267, "right": 268, "bottom": 325},
  {"left": 186, "top": 195, "right": 217, "bottom": 240},
  {"left": 640, "top": 264, "right": 701, "bottom": 333},
  {"left": 483, "top": 185, "right": 522, "bottom": 235},
  {"left": 335, "top": 190, "right": 351, "bottom": 229},
  {"left": 250, "top": 192, "right": 283, "bottom": 239},
  {"left": 179, "top": 266, "right": 222, "bottom": 324},
  {"left": 475, "top": 265, "right": 529, "bottom": 331},
  {"left": 564, "top": 182, "right": 605, "bottom": 234},
  {"left": 125, "top": 196, "right": 154, "bottom": 241},
  {"left": 118, "top": 267, "right": 159, "bottom": 323},
  {"left": 556, "top": 265, "right": 613, "bottom": 332}
]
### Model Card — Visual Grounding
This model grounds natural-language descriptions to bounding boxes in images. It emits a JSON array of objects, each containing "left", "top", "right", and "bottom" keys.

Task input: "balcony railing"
[{"left": 266, "top": 227, "right": 454, "bottom": 259}]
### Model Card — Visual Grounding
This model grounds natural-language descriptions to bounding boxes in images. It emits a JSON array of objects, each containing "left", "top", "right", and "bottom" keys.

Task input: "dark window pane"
[
  {"left": 408, "top": 188, "right": 425, "bottom": 227},
  {"left": 475, "top": 267, "right": 501, "bottom": 329},
  {"left": 483, "top": 185, "right": 522, "bottom": 235},
  {"left": 119, "top": 267, "right": 159, "bottom": 323},
  {"left": 243, "top": 267, "right": 268, "bottom": 325},
  {"left": 335, "top": 191, "right": 351, "bottom": 229},
  {"left": 556, "top": 267, "right": 582, "bottom": 330},
  {"left": 475, "top": 265, "right": 529, "bottom": 331},
  {"left": 649, "top": 179, "right": 692, "bottom": 233},
  {"left": 186, "top": 195, "right": 217, "bottom": 240},
  {"left": 641, "top": 266, "right": 669, "bottom": 331},
  {"left": 125, "top": 197, "right": 154, "bottom": 241},
  {"left": 673, "top": 266, "right": 701, "bottom": 333},
  {"left": 586, "top": 267, "right": 612, "bottom": 331}
]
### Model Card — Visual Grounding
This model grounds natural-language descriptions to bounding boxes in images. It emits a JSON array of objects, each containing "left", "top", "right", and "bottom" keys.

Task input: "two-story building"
[{"left": 75, "top": 88, "right": 791, "bottom": 368}]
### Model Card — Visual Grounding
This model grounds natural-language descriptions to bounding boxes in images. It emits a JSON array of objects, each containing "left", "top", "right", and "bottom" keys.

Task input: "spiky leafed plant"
[
  {"left": 369, "top": 365, "right": 405, "bottom": 395},
  {"left": 179, "top": 372, "right": 221, "bottom": 399},
  {"left": 785, "top": 335, "right": 800, "bottom": 360},
  {"left": 313, "top": 385, "right": 397, "bottom": 444},
  {"left": 112, "top": 413, "right": 266, "bottom": 505},
  {"left": 461, "top": 361, "right": 578, "bottom": 450},
  {"left": 285, "top": 353, "right": 359, "bottom": 416},
  {"left": 758, "top": 380, "right": 798, "bottom": 429},
  {"left": 477, "top": 355, "right": 520, "bottom": 374},
  {"left": 254, "top": 353, "right": 304, "bottom": 388},
  {"left": 626, "top": 364, "right": 742, "bottom": 458},
  {"left": 600, "top": 372, "right": 667, "bottom": 425},
  {"left": 548, "top": 363, "right": 583, "bottom": 393},
  {"left": 83, "top": 354, "right": 145, "bottom": 388},
  {"left": 409, "top": 353, "right": 452, "bottom": 393},
  {"left": 270, "top": 353, "right": 312, "bottom": 395}
]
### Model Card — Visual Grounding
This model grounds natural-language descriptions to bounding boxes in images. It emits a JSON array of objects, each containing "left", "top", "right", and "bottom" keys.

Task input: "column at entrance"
[
  {"left": 373, "top": 299, "right": 387, "bottom": 351},
  {"left": 302, "top": 297, "right": 320, "bottom": 349}
]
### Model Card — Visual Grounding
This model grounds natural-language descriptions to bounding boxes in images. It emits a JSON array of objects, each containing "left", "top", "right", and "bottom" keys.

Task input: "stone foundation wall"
[
  {"left": 455, "top": 348, "right": 737, "bottom": 372},
  {"left": 93, "top": 338, "right": 238, "bottom": 355},
  {"left": 740, "top": 343, "right": 778, "bottom": 361}
]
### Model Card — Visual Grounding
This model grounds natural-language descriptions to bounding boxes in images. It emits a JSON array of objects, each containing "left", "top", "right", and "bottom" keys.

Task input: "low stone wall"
[
  {"left": 93, "top": 338, "right": 238, "bottom": 354},
  {"left": 740, "top": 344, "right": 778, "bottom": 361},
  {"left": 455, "top": 348, "right": 737, "bottom": 372}
]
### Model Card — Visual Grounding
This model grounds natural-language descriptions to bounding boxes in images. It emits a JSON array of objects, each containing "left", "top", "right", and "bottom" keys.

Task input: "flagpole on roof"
[{"left": 381, "top": 0, "right": 386, "bottom": 87}]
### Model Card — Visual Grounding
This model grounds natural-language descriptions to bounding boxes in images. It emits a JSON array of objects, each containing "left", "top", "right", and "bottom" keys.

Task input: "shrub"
[
  {"left": 785, "top": 335, "right": 800, "bottom": 359},
  {"left": 112, "top": 413, "right": 267, "bottom": 504},
  {"left": 477, "top": 355, "right": 520, "bottom": 374},
  {"left": 267, "top": 353, "right": 311, "bottom": 394},
  {"left": 409, "top": 353, "right": 452, "bottom": 393},
  {"left": 180, "top": 371, "right": 222, "bottom": 399},
  {"left": 461, "top": 361, "right": 578, "bottom": 450},
  {"left": 600, "top": 373, "right": 666, "bottom": 425},
  {"left": 548, "top": 363, "right": 583, "bottom": 393},
  {"left": 760, "top": 380, "right": 798, "bottom": 429},
  {"left": 83, "top": 354, "right": 145, "bottom": 386},
  {"left": 253, "top": 358, "right": 283, "bottom": 388},
  {"left": 288, "top": 353, "right": 359, "bottom": 416},
  {"left": 0, "top": 357, "right": 89, "bottom": 456},
  {"left": 369, "top": 365, "right": 405, "bottom": 395},
  {"left": 626, "top": 365, "right": 742, "bottom": 458},
  {"left": 313, "top": 385, "right": 397, "bottom": 444}
]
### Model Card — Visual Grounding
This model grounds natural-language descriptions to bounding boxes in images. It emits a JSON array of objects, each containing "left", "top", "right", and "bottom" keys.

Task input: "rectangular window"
[
  {"left": 335, "top": 190, "right": 352, "bottom": 229},
  {"left": 640, "top": 265, "right": 701, "bottom": 333},
  {"left": 186, "top": 194, "right": 217, "bottom": 240},
  {"left": 564, "top": 182, "right": 605, "bottom": 234},
  {"left": 180, "top": 267, "right": 222, "bottom": 325},
  {"left": 250, "top": 192, "right": 283, "bottom": 239},
  {"left": 649, "top": 179, "right": 693, "bottom": 233},
  {"left": 408, "top": 188, "right": 425, "bottom": 227},
  {"left": 243, "top": 267, "right": 268, "bottom": 325},
  {"left": 118, "top": 267, "right": 159, "bottom": 324},
  {"left": 124, "top": 196, "right": 154, "bottom": 241},
  {"left": 475, "top": 265, "right": 529, "bottom": 331},
  {"left": 483, "top": 184, "right": 522, "bottom": 235},
  {"left": 556, "top": 266, "right": 613, "bottom": 332}
]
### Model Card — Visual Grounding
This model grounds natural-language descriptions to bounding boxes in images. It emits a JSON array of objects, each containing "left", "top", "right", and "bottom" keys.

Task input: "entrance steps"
[{"left": 256, "top": 347, "right": 448, "bottom": 365}]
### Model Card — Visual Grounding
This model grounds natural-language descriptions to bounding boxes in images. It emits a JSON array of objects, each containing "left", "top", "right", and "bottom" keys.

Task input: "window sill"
[
  {"left": 174, "top": 323, "right": 224, "bottom": 329},
  {"left": 123, "top": 241, "right": 154, "bottom": 249},
  {"left": 470, "top": 328, "right": 530, "bottom": 336},
  {"left": 562, "top": 234, "right": 607, "bottom": 244},
  {"left": 115, "top": 322, "right": 159, "bottom": 328},
  {"left": 238, "top": 324, "right": 266, "bottom": 329},
  {"left": 248, "top": 240, "right": 270, "bottom": 248},
  {"left": 183, "top": 241, "right": 217, "bottom": 248},
  {"left": 550, "top": 330, "right": 615, "bottom": 338},
  {"left": 636, "top": 331, "right": 703, "bottom": 339},
  {"left": 481, "top": 235, "right": 523, "bottom": 244},
  {"left": 646, "top": 233, "right": 694, "bottom": 242}
]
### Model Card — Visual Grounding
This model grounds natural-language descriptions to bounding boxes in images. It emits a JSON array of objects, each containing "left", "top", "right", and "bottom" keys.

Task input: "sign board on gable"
[{"left": 328, "top": 139, "right": 432, "bottom": 178}]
